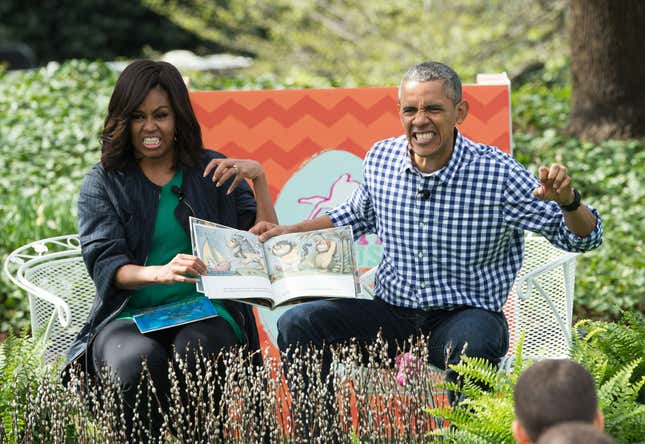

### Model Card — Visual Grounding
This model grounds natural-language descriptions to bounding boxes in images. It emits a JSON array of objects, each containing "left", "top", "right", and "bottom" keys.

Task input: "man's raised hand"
[{"left": 532, "top": 163, "right": 575, "bottom": 206}]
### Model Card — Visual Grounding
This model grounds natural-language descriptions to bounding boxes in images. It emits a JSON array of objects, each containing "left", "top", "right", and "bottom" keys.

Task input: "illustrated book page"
[{"left": 190, "top": 217, "right": 360, "bottom": 309}]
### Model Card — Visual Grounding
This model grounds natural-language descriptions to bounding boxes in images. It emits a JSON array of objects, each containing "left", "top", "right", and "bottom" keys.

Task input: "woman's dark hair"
[{"left": 100, "top": 60, "right": 203, "bottom": 170}]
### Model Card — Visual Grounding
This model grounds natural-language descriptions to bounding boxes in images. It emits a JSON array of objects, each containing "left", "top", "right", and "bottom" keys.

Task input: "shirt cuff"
[
  {"left": 326, "top": 204, "right": 351, "bottom": 227},
  {"left": 560, "top": 205, "right": 603, "bottom": 250}
]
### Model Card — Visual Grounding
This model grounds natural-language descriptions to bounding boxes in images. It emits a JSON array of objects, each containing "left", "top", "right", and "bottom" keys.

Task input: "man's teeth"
[{"left": 415, "top": 132, "right": 434, "bottom": 143}]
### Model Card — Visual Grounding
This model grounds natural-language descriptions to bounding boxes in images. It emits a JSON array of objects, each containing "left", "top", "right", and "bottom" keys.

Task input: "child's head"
[{"left": 512, "top": 359, "right": 603, "bottom": 444}]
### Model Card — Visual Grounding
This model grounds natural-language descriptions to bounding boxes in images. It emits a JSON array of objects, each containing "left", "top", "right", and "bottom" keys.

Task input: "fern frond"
[
  {"left": 426, "top": 405, "right": 474, "bottom": 426},
  {"left": 450, "top": 355, "right": 500, "bottom": 389},
  {"left": 510, "top": 333, "right": 526, "bottom": 384},
  {"left": 427, "top": 395, "right": 515, "bottom": 443},
  {"left": 606, "top": 403, "right": 645, "bottom": 427},
  {"left": 428, "top": 426, "right": 496, "bottom": 444},
  {"left": 597, "top": 359, "right": 641, "bottom": 406}
]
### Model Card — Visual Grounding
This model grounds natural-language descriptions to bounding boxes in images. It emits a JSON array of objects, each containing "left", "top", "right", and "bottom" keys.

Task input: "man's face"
[{"left": 399, "top": 80, "right": 468, "bottom": 172}]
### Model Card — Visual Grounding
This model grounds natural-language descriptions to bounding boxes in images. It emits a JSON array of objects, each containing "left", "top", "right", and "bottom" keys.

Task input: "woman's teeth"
[{"left": 143, "top": 137, "right": 161, "bottom": 148}]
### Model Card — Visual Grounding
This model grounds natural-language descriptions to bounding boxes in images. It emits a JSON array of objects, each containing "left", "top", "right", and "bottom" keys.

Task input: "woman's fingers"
[
  {"left": 171, "top": 254, "right": 207, "bottom": 276},
  {"left": 227, "top": 174, "right": 245, "bottom": 195}
]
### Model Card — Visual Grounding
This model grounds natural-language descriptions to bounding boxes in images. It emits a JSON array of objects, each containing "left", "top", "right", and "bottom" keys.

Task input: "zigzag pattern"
[
  {"left": 193, "top": 87, "right": 508, "bottom": 132},
  {"left": 191, "top": 85, "right": 511, "bottom": 200},
  {"left": 193, "top": 95, "right": 398, "bottom": 129},
  {"left": 200, "top": 114, "right": 400, "bottom": 151}
]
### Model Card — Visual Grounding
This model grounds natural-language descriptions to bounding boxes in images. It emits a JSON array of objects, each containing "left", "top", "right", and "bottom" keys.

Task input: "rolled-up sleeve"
[
  {"left": 327, "top": 182, "right": 376, "bottom": 240},
  {"left": 503, "top": 162, "right": 603, "bottom": 252}
]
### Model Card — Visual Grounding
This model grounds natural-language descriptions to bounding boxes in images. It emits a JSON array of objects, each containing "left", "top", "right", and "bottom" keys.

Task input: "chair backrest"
[{"left": 4, "top": 235, "right": 94, "bottom": 365}]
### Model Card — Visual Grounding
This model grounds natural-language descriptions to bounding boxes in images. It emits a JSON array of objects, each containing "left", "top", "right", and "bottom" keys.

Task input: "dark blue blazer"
[{"left": 64, "top": 149, "right": 262, "bottom": 376}]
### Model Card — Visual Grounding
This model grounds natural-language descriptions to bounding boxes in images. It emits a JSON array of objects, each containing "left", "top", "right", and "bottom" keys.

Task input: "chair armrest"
[
  {"left": 513, "top": 251, "right": 578, "bottom": 301},
  {"left": 3, "top": 235, "right": 82, "bottom": 329}
]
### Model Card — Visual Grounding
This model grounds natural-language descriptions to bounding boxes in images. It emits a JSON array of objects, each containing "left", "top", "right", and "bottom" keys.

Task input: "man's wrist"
[{"left": 559, "top": 188, "right": 582, "bottom": 212}]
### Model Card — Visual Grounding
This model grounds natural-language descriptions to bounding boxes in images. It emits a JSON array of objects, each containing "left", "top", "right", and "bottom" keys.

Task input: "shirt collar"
[{"left": 399, "top": 129, "right": 465, "bottom": 185}]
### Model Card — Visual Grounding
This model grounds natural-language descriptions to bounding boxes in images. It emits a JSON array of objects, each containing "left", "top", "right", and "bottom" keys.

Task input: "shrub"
[
  {"left": 2, "top": 313, "right": 643, "bottom": 443},
  {"left": 0, "top": 60, "right": 116, "bottom": 332},
  {"left": 512, "top": 81, "right": 644, "bottom": 318},
  {"left": 428, "top": 311, "right": 645, "bottom": 443},
  {"left": 0, "top": 1, "right": 227, "bottom": 65},
  {"left": 0, "top": 332, "right": 444, "bottom": 443}
]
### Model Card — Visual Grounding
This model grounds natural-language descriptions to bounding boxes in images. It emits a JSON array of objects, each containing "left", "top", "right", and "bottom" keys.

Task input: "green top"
[{"left": 117, "top": 170, "right": 243, "bottom": 342}]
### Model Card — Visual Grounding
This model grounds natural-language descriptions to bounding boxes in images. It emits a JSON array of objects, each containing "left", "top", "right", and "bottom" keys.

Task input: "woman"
[{"left": 62, "top": 60, "right": 278, "bottom": 431}]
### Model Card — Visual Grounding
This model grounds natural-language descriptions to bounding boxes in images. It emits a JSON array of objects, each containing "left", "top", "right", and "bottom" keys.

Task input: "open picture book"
[{"left": 189, "top": 216, "right": 361, "bottom": 309}]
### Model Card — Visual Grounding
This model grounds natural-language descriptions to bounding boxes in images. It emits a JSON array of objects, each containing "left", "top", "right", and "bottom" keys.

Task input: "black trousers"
[{"left": 91, "top": 316, "right": 239, "bottom": 434}]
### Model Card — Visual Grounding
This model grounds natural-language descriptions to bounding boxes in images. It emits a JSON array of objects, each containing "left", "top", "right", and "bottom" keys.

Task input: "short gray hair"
[{"left": 398, "top": 61, "right": 462, "bottom": 104}]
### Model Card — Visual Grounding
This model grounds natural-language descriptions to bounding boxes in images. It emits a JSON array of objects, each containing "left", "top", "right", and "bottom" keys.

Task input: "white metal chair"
[
  {"left": 3, "top": 235, "right": 94, "bottom": 365},
  {"left": 359, "top": 232, "right": 579, "bottom": 370}
]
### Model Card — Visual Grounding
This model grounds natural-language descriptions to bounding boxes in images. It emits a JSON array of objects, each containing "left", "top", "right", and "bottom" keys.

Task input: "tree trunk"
[{"left": 568, "top": 0, "right": 645, "bottom": 141}]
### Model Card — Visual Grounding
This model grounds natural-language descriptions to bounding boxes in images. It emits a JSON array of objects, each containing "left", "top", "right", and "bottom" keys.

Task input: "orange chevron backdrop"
[{"left": 190, "top": 85, "right": 511, "bottom": 201}]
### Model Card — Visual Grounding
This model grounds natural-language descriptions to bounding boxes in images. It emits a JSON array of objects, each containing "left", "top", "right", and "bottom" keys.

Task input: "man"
[
  {"left": 252, "top": 61, "right": 603, "bottom": 400},
  {"left": 513, "top": 359, "right": 606, "bottom": 444}
]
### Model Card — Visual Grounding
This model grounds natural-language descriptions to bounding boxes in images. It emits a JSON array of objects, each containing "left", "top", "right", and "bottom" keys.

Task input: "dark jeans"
[
  {"left": 277, "top": 298, "right": 509, "bottom": 403},
  {"left": 91, "top": 317, "right": 239, "bottom": 435}
]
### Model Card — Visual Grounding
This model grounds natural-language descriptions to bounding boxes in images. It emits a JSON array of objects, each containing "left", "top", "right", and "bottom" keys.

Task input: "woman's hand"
[
  {"left": 203, "top": 158, "right": 265, "bottom": 195},
  {"left": 152, "top": 254, "right": 208, "bottom": 284},
  {"left": 114, "top": 254, "right": 208, "bottom": 289}
]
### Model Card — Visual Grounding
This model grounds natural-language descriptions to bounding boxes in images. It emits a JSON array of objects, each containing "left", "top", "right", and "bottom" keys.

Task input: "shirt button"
[
  {"left": 419, "top": 222, "right": 426, "bottom": 228},
  {"left": 418, "top": 251, "right": 424, "bottom": 258},
  {"left": 419, "top": 282, "right": 427, "bottom": 288}
]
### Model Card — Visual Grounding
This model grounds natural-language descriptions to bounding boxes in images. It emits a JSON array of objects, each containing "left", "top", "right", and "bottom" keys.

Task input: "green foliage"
[
  {"left": 0, "top": 60, "right": 117, "bottom": 331},
  {"left": 0, "top": 0, "right": 225, "bottom": 64},
  {"left": 428, "top": 313, "right": 645, "bottom": 443},
  {"left": 512, "top": 82, "right": 645, "bottom": 318},
  {"left": 186, "top": 69, "right": 335, "bottom": 91},
  {"left": 0, "top": 329, "right": 47, "bottom": 441},
  {"left": 427, "top": 337, "right": 527, "bottom": 443},
  {"left": 571, "top": 312, "right": 645, "bottom": 442},
  {"left": 145, "top": 0, "right": 569, "bottom": 85},
  {"left": 573, "top": 311, "right": 645, "bottom": 404}
]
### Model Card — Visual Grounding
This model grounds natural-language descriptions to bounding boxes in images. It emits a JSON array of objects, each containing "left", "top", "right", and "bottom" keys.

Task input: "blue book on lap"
[{"left": 132, "top": 295, "right": 218, "bottom": 334}]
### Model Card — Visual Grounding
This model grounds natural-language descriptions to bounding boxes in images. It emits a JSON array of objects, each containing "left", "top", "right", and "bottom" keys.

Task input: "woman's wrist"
[
  {"left": 251, "top": 169, "right": 267, "bottom": 184},
  {"left": 146, "top": 265, "right": 162, "bottom": 283}
]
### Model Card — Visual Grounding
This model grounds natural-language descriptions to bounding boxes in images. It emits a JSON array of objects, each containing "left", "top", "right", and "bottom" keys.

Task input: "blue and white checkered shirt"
[{"left": 327, "top": 132, "right": 603, "bottom": 312}]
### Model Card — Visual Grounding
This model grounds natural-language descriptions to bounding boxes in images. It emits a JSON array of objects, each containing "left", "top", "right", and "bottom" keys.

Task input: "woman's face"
[{"left": 130, "top": 86, "right": 176, "bottom": 165}]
